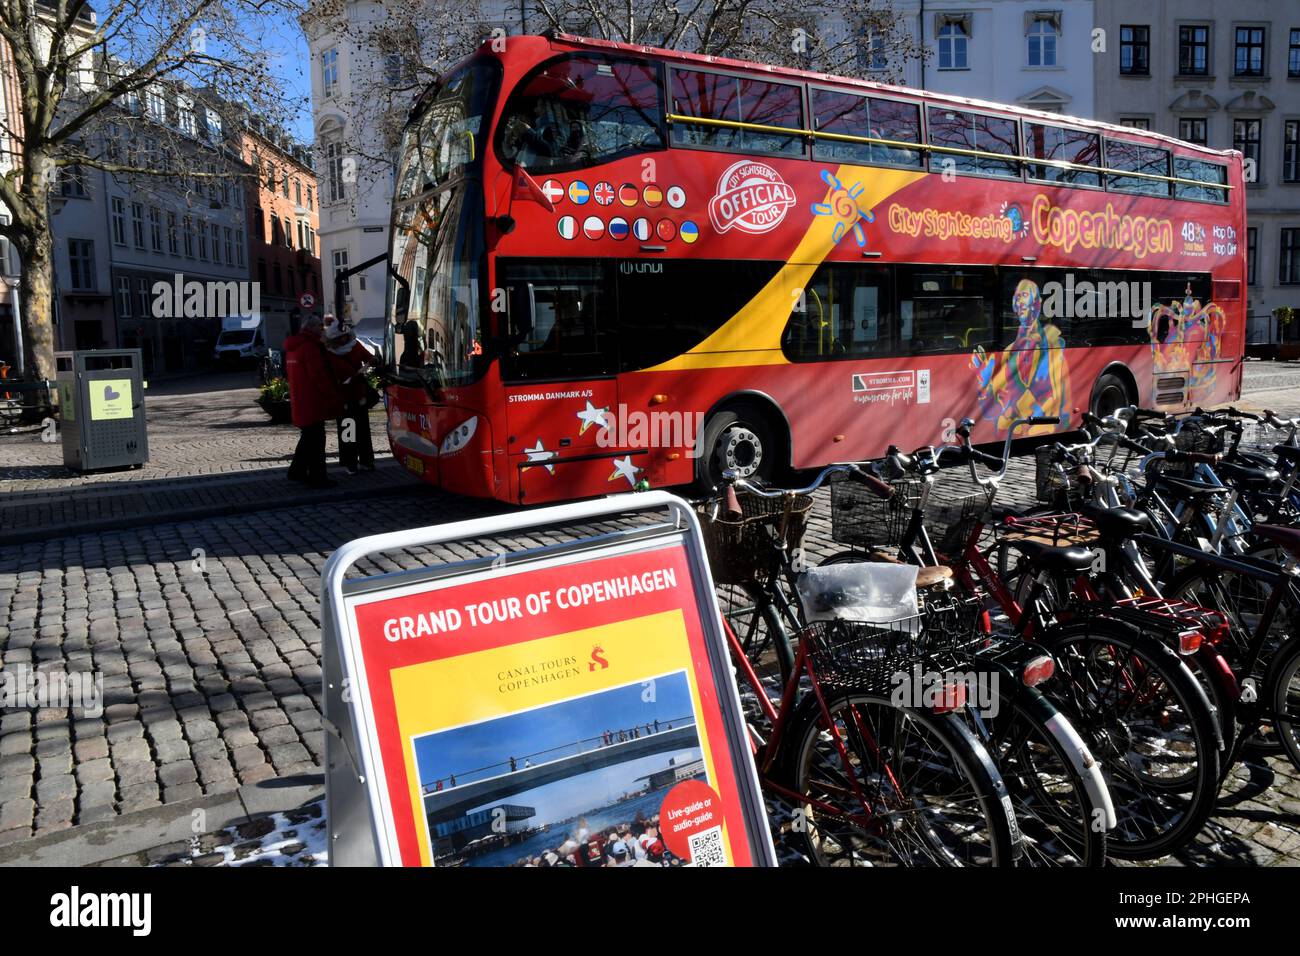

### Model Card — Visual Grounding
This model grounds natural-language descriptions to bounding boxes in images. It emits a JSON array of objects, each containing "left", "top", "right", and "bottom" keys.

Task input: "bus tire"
[
  {"left": 1089, "top": 371, "right": 1133, "bottom": 420},
  {"left": 697, "top": 403, "right": 782, "bottom": 489}
]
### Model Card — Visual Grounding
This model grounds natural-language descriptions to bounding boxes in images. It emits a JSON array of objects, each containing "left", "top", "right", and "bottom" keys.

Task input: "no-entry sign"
[
  {"left": 320, "top": 493, "right": 774, "bottom": 867},
  {"left": 299, "top": 291, "right": 316, "bottom": 310}
]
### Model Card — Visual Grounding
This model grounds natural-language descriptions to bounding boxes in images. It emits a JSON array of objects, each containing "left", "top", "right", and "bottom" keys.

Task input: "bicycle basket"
[
  {"left": 802, "top": 594, "right": 986, "bottom": 695},
  {"left": 830, "top": 476, "right": 923, "bottom": 548},
  {"left": 698, "top": 492, "right": 813, "bottom": 585},
  {"left": 925, "top": 487, "right": 994, "bottom": 555}
]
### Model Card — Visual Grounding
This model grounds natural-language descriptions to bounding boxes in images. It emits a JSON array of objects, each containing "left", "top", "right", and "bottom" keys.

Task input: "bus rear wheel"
[
  {"left": 698, "top": 404, "right": 781, "bottom": 489},
  {"left": 1090, "top": 372, "right": 1132, "bottom": 420}
]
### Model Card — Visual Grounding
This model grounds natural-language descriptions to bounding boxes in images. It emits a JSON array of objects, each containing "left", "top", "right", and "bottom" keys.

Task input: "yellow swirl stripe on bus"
[{"left": 647, "top": 165, "right": 926, "bottom": 372}]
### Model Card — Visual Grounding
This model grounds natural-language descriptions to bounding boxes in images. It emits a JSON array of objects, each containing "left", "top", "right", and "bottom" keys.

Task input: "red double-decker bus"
[{"left": 380, "top": 33, "right": 1245, "bottom": 505}]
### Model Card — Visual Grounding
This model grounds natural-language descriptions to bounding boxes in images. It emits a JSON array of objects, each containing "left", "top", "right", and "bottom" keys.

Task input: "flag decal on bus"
[{"left": 557, "top": 216, "right": 577, "bottom": 240}]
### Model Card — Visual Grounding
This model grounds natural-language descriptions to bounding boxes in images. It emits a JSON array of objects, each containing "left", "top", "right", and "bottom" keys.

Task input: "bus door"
[{"left": 500, "top": 268, "right": 633, "bottom": 503}]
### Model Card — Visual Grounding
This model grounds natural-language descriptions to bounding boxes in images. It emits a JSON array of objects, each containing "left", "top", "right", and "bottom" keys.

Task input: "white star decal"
[
  {"left": 575, "top": 400, "right": 610, "bottom": 435},
  {"left": 608, "top": 455, "right": 640, "bottom": 487},
  {"left": 522, "top": 438, "right": 555, "bottom": 475}
]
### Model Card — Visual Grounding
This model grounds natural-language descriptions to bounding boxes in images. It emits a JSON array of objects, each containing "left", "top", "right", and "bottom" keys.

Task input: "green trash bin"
[{"left": 55, "top": 349, "right": 149, "bottom": 472}]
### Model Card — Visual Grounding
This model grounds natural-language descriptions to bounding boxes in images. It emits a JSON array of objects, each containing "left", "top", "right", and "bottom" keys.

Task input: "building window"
[
  {"left": 145, "top": 86, "right": 166, "bottom": 123},
  {"left": 224, "top": 227, "right": 234, "bottom": 265},
  {"left": 1179, "top": 25, "right": 1210, "bottom": 76},
  {"left": 148, "top": 207, "right": 162, "bottom": 252},
  {"left": 211, "top": 228, "right": 221, "bottom": 265},
  {"left": 1027, "top": 16, "right": 1058, "bottom": 68},
  {"left": 1282, "top": 228, "right": 1300, "bottom": 284},
  {"left": 1120, "top": 25, "right": 1150, "bottom": 75},
  {"left": 235, "top": 228, "right": 245, "bottom": 268},
  {"left": 116, "top": 276, "right": 132, "bottom": 318},
  {"left": 131, "top": 202, "right": 145, "bottom": 248},
  {"left": 325, "top": 141, "right": 345, "bottom": 202},
  {"left": 198, "top": 221, "right": 208, "bottom": 260},
  {"left": 938, "top": 21, "right": 969, "bottom": 70},
  {"left": 294, "top": 179, "right": 302, "bottom": 205},
  {"left": 1247, "top": 227, "right": 1257, "bottom": 285},
  {"left": 59, "top": 165, "right": 87, "bottom": 197},
  {"left": 859, "top": 31, "right": 888, "bottom": 72},
  {"left": 1285, "top": 120, "right": 1300, "bottom": 183},
  {"left": 1234, "top": 118, "right": 1262, "bottom": 177},
  {"left": 167, "top": 212, "right": 178, "bottom": 255},
  {"left": 1290, "top": 29, "right": 1300, "bottom": 78},
  {"left": 111, "top": 197, "right": 127, "bottom": 245},
  {"left": 272, "top": 262, "right": 282, "bottom": 293},
  {"left": 183, "top": 216, "right": 194, "bottom": 257},
  {"left": 1179, "top": 117, "right": 1207, "bottom": 146},
  {"left": 136, "top": 278, "right": 150, "bottom": 319},
  {"left": 1120, "top": 117, "right": 1150, "bottom": 130},
  {"left": 204, "top": 108, "right": 222, "bottom": 143},
  {"left": 178, "top": 95, "right": 196, "bottom": 136},
  {"left": 307, "top": 185, "right": 314, "bottom": 210},
  {"left": 332, "top": 248, "right": 349, "bottom": 296},
  {"left": 67, "top": 239, "right": 95, "bottom": 291},
  {"left": 322, "top": 48, "right": 339, "bottom": 98},
  {"left": 1234, "top": 26, "right": 1265, "bottom": 77},
  {"left": 266, "top": 164, "right": 277, "bottom": 190},
  {"left": 281, "top": 170, "right": 290, "bottom": 198},
  {"left": 253, "top": 208, "right": 265, "bottom": 242}
]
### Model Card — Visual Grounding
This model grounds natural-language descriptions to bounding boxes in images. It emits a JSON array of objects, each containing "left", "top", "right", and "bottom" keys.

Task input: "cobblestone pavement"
[
  {"left": 2, "top": 360, "right": 1300, "bottom": 863},
  {"left": 0, "top": 369, "right": 390, "bottom": 488}
]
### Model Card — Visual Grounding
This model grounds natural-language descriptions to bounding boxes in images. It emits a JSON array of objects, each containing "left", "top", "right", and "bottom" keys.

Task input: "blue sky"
[
  {"left": 413, "top": 674, "right": 701, "bottom": 823},
  {"left": 259, "top": 12, "right": 315, "bottom": 141}
]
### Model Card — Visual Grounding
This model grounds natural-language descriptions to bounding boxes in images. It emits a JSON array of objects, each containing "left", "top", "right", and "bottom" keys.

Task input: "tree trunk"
[{"left": 20, "top": 232, "right": 57, "bottom": 382}]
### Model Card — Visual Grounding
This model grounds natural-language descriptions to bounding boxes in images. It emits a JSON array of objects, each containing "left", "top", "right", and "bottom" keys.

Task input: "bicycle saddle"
[
  {"left": 1253, "top": 524, "right": 1300, "bottom": 558},
  {"left": 1006, "top": 538, "right": 1098, "bottom": 574},
  {"left": 1079, "top": 502, "right": 1151, "bottom": 538},
  {"left": 1216, "top": 461, "right": 1280, "bottom": 491},
  {"left": 1155, "top": 476, "right": 1227, "bottom": 501},
  {"left": 1271, "top": 444, "right": 1300, "bottom": 466}
]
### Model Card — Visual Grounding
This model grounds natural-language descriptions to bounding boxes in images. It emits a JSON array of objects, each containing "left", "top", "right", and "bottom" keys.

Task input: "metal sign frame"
[{"left": 320, "top": 490, "right": 776, "bottom": 867}]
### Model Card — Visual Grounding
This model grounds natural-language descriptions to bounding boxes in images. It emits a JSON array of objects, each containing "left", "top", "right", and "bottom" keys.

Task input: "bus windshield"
[
  {"left": 498, "top": 53, "right": 664, "bottom": 173},
  {"left": 387, "top": 59, "right": 498, "bottom": 387}
]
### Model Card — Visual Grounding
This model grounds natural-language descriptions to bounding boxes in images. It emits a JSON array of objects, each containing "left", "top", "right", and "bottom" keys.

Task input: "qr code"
[{"left": 687, "top": 826, "right": 727, "bottom": 867}]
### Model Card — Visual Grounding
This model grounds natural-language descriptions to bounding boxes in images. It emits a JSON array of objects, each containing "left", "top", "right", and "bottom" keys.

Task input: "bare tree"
[
  {"left": 322, "top": 0, "right": 923, "bottom": 192},
  {"left": 0, "top": 0, "right": 302, "bottom": 381}
]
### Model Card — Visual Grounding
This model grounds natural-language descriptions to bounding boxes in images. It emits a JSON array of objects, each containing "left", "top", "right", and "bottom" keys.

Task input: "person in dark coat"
[
  {"left": 284, "top": 314, "right": 342, "bottom": 487},
  {"left": 323, "top": 314, "right": 376, "bottom": 473}
]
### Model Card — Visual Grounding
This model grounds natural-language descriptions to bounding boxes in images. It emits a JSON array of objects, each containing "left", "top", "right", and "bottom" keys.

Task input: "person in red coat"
[
  {"left": 284, "top": 314, "right": 342, "bottom": 487},
  {"left": 322, "top": 314, "right": 376, "bottom": 473}
]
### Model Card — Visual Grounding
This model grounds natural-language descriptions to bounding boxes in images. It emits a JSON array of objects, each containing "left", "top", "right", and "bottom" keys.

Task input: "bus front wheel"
[{"left": 698, "top": 404, "right": 781, "bottom": 489}]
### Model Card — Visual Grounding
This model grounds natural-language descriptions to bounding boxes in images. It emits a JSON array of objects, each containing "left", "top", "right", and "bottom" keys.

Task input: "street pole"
[{"left": 7, "top": 276, "right": 22, "bottom": 377}]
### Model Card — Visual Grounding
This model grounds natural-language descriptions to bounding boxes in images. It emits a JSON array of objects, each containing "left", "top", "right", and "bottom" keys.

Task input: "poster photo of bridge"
[{"left": 412, "top": 671, "right": 707, "bottom": 867}]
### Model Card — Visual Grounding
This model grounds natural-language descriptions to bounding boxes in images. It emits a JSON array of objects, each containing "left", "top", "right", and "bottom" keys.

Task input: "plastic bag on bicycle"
[{"left": 795, "top": 563, "right": 919, "bottom": 624}]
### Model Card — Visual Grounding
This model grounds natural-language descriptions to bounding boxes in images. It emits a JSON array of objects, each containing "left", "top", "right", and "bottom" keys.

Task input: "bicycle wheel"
[
  {"left": 979, "top": 685, "right": 1108, "bottom": 867},
  {"left": 783, "top": 692, "right": 1016, "bottom": 866},
  {"left": 1266, "top": 635, "right": 1300, "bottom": 775},
  {"left": 1166, "top": 556, "right": 1299, "bottom": 754},
  {"left": 1037, "top": 618, "right": 1219, "bottom": 860}
]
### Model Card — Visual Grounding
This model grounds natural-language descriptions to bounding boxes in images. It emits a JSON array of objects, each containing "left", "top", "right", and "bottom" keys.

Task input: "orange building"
[{"left": 241, "top": 120, "right": 322, "bottom": 333}]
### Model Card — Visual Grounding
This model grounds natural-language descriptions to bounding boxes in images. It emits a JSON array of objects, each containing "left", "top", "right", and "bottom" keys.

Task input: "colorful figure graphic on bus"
[
  {"left": 970, "top": 278, "right": 1071, "bottom": 435},
  {"left": 1147, "top": 284, "right": 1226, "bottom": 403},
  {"left": 811, "top": 169, "right": 875, "bottom": 249}
]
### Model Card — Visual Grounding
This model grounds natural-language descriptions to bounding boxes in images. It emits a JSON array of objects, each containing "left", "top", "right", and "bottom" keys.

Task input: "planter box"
[{"left": 258, "top": 398, "right": 292, "bottom": 424}]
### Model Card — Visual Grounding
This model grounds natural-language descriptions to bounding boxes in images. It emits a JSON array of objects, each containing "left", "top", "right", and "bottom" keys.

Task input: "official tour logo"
[
  {"left": 707, "top": 160, "right": 795, "bottom": 235},
  {"left": 589, "top": 645, "right": 609, "bottom": 671}
]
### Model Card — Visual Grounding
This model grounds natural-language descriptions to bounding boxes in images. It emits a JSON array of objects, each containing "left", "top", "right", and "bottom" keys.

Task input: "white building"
[
  {"left": 889, "top": 1, "right": 1096, "bottom": 118},
  {"left": 300, "top": 0, "right": 395, "bottom": 324}
]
